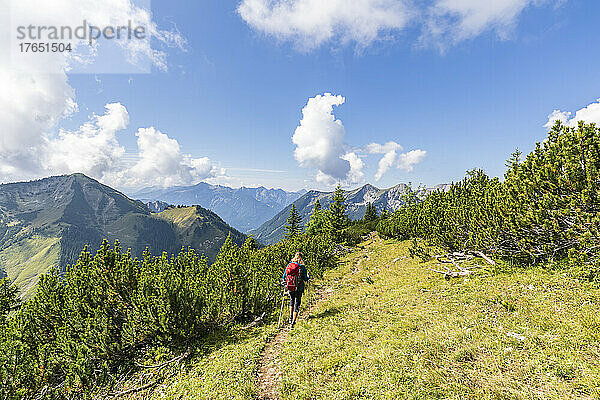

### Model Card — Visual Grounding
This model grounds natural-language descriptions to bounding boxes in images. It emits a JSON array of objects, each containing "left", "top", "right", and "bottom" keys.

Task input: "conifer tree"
[
  {"left": 313, "top": 199, "right": 321, "bottom": 212},
  {"left": 380, "top": 208, "right": 390, "bottom": 220},
  {"left": 364, "top": 202, "right": 378, "bottom": 222},
  {"left": 284, "top": 204, "right": 303, "bottom": 239},
  {"left": 306, "top": 209, "right": 333, "bottom": 237},
  {"left": 329, "top": 185, "right": 349, "bottom": 242}
]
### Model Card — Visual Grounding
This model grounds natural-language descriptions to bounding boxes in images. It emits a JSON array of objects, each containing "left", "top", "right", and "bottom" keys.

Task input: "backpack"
[{"left": 285, "top": 262, "right": 301, "bottom": 292}]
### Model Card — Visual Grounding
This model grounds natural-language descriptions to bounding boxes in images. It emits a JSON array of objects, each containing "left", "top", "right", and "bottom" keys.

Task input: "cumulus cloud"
[
  {"left": 43, "top": 103, "right": 128, "bottom": 178},
  {"left": 544, "top": 109, "right": 571, "bottom": 128},
  {"left": 9, "top": 0, "right": 186, "bottom": 74},
  {"left": 367, "top": 141, "right": 425, "bottom": 180},
  {"left": 422, "top": 0, "right": 555, "bottom": 48},
  {"left": 342, "top": 152, "right": 365, "bottom": 184},
  {"left": 367, "top": 141, "right": 403, "bottom": 181},
  {"left": 238, "top": 0, "right": 560, "bottom": 51},
  {"left": 237, "top": 0, "right": 412, "bottom": 51},
  {"left": 292, "top": 93, "right": 360, "bottom": 184},
  {"left": 0, "top": 69, "right": 77, "bottom": 181},
  {"left": 115, "top": 127, "right": 224, "bottom": 188},
  {"left": 398, "top": 149, "right": 427, "bottom": 171},
  {"left": 293, "top": 94, "right": 426, "bottom": 185},
  {"left": 545, "top": 99, "right": 600, "bottom": 128},
  {"left": 0, "top": 0, "right": 186, "bottom": 184},
  {"left": 1, "top": 98, "right": 221, "bottom": 189}
]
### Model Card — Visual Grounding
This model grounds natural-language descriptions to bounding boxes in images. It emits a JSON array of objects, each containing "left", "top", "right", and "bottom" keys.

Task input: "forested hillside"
[{"left": 0, "top": 174, "right": 244, "bottom": 295}]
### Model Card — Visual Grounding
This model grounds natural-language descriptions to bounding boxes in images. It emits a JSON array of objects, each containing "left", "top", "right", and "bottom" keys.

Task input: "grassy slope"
[
  {"left": 115, "top": 237, "right": 600, "bottom": 399},
  {"left": 157, "top": 206, "right": 201, "bottom": 230},
  {"left": 279, "top": 238, "right": 600, "bottom": 399},
  {"left": 156, "top": 206, "right": 246, "bottom": 261},
  {"left": 146, "top": 326, "right": 275, "bottom": 400},
  {"left": 0, "top": 235, "right": 60, "bottom": 295},
  {"left": 117, "top": 324, "right": 277, "bottom": 400}
]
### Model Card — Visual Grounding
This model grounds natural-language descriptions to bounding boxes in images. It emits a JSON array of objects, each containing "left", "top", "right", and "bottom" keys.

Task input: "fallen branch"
[
  {"left": 434, "top": 255, "right": 453, "bottom": 263},
  {"left": 241, "top": 312, "right": 266, "bottom": 330},
  {"left": 134, "top": 347, "right": 190, "bottom": 369},
  {"left": 471, "top": 251, "right": 495, "bottom": 265}
]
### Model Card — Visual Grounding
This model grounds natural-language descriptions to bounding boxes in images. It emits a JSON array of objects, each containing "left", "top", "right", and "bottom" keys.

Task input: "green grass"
[
  {"left": 0, "top": 235, "right": 60, "bottom": 296},
  {"left": 279, "top": 238, "right": 600, "bottom": 399},
  {"left": 103, "top": 237, "right": 600, "bottom": 399},
  {"left": 116, "top": 323, "right": 278, "bottom": 400},
  {"left": 148, "top": 325, "right": 275, "bottom": 400}
]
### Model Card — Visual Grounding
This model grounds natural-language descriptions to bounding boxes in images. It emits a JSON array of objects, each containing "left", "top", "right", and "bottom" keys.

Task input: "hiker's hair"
[{"left": 292, "top": 252, "right": 303, "bottom": 264}]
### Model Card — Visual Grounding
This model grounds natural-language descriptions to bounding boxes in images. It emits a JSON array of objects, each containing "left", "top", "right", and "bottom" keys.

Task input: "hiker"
[{"left": 282, "top": 252, "right": 310, "bottom": 328}]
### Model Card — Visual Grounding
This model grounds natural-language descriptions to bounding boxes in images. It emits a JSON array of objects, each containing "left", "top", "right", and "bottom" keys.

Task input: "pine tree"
[
  {"left": 364, "top": 202, "right": 378, "bottom": 222},
  {"left": 380, "top": 208, "right": 390, "bottom": 220},
  {"left": 313, "top": 199, "right": 321, "bottom": 212},
  {"left": 284, "top": 204, "right": 303, "bottom": 239},
  {"left": 306, "top": 209, "right": 333, "bottom": 237},
  {"left": 329, "top": 185, "right": 349, "bottom": 242}
]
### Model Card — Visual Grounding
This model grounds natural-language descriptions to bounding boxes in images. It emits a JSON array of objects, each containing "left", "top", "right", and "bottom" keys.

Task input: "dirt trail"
[{"left": 256, "top": 247, "right": 369, "bottom": 400}]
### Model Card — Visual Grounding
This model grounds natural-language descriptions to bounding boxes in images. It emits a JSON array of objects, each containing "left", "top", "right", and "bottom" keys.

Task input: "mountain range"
[
  {"left": 131, "top": 183, "right": 306, "bottom": 233},
  {"left": 250, "top": 183, "right": 451, "bottom": 244},
  {"left": 0, "top": 174, "right": 245, "bottom": 295}
]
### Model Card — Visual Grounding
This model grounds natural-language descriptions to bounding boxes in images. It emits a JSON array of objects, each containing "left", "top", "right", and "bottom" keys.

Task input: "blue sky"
[{"left": 3, "top": 0, "right": 600, "bottom": 191}]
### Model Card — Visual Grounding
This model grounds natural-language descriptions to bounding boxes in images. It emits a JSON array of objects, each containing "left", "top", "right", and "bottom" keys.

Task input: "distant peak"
[{"left": 361, "top": 183, "right": 379, "bottom": 191}]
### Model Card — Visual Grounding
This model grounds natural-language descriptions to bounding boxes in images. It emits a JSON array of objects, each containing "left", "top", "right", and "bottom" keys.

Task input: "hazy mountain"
[
  {"left": 0, "top": 174, "right": 244, "bottom": 295},
  {"left": 250, "top": 183, "right": 451, "bottom": 245},
  {"left": 131, "top": 183, "right": 306, "bottom": 232}
]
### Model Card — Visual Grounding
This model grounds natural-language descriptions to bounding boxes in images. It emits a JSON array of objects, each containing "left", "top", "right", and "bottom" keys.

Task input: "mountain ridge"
[
  {"left": 131, "top": 182, "right": 306, "bottom": 233},
  {"left": 250, "top": 182, "right": 450, "bottom": 244},
  {"left": 0, "top": 174, "right": 244, "bottom": 295}
]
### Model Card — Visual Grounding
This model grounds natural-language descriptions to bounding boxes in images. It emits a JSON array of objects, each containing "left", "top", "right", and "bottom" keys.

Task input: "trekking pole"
[{"left": 277, "top": 286, "right": 286, "bottom": 328}]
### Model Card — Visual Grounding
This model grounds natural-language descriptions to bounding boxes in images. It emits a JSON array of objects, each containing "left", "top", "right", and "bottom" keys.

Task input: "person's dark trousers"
[{"left": 288, "top": 290, "right": 303, "bottom": 326}]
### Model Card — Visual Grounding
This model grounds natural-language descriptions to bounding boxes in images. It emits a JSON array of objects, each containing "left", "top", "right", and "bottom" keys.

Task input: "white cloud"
[
  {"left": 116, "top": 127, "right": 223, "bottom": 188},
  {"left": 544, "top": 109, "right": 571, "bottom": 128},
  {"left": 0, "top": 69, "right": 77, "bottom": 181},
  {"left": 398, "top": 149, "right": 427, "bottom": 171},
  {"left": 545, "top": 99, "right": 600, "bottom": 128},
  {"left": 237, "top": 0, "right": 413, "bottom": 50},
  {"left": 374, "top": 151, "right": 398, "bottom": 181},
  {"left": 8, "top": 0, "right": 186, "bottom": 74},
  {"left": 367, "top": 141, "right": 425, "bottom": 179},
  {"left": 342, "top": 152, "right": 365, "bottom": 184},
  {"left": 367, "top": 141, "right": 403, "bottom": 181},
  {"left": 423, "top": 0, "right": 553, "bottom": 47},
  {"left": 0, "top": 99, "right": 222, "bottom": 189},
  {"left": 0, "top": 0, "right": 185, "bottom": 184},
  {"left": 43, "top": 103, "right": 128, "bottom": 178},
  {"left": 569, "top": 99, "right": 600, "bottom": 126},
  {"left": 293, "top": 94, "right": 427, "bottom": 186},
  {"left": 366, "top": 141, "right": 403, "bottom": 154},
  {"left": 239, "top": 0, "right": 560, "bottom": 51},
  {"left": 292, "top": 93, "right": 353, "bottom": 183}
]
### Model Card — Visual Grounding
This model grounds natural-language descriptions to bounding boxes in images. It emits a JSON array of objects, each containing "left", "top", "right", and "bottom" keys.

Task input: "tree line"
[
  {"left": 376, "top": 121, "right": 600, "bottom": 273},
  {"left": 0, "top": 232, "right": 338, "bottom": 398}
]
